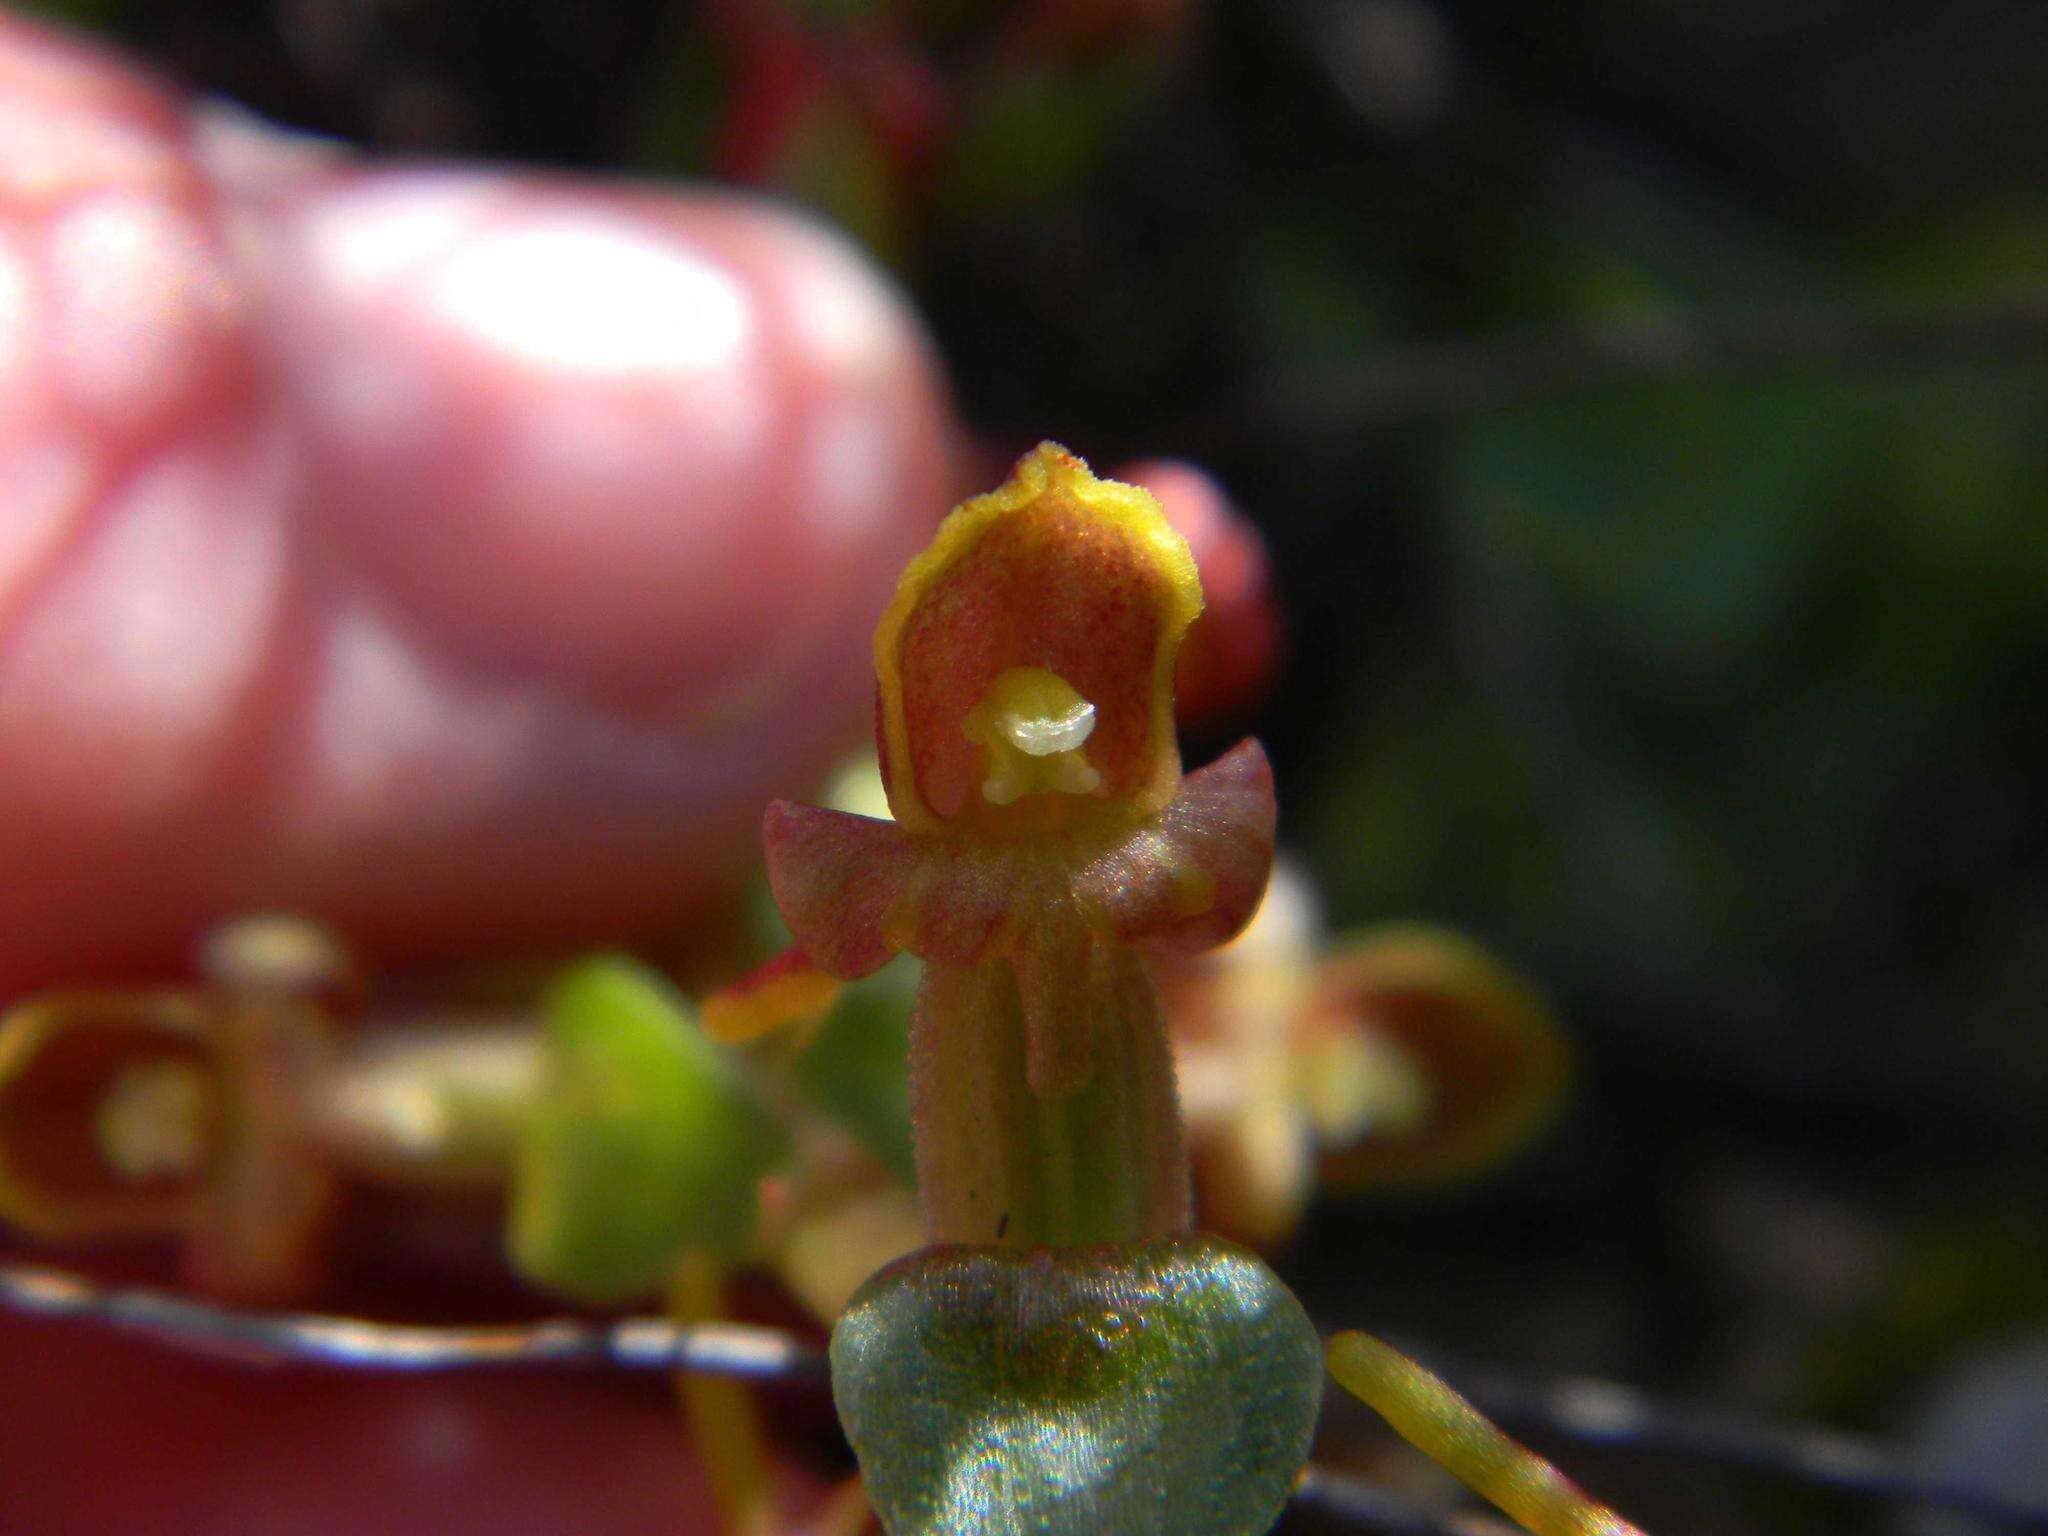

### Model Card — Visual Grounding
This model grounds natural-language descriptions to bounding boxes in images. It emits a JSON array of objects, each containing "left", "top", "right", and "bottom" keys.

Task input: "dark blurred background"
[{"left": 16, "top": 1, "right": 2048, "bottom": 1531}]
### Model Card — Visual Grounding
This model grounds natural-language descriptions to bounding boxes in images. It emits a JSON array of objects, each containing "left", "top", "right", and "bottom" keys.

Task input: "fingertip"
[{"left": 272, "top": 170, "right": 957, "bottom": 714}]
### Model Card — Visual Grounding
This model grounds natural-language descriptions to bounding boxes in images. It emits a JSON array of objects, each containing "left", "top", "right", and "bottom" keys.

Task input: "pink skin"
[{"left": 0, "top": 11, "right": 959, "bottom": 993}]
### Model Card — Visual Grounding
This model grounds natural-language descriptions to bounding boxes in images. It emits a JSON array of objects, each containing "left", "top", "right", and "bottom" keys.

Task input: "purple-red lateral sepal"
[
  {"left": 1076, "top": 737, "right": 1275, "bottom": 956},
  {"left": 763, "top": 737, "right": 1276, "bottom": 981},
  {"left": 761, "top": 800, "right": 914, "bottom": 979}
]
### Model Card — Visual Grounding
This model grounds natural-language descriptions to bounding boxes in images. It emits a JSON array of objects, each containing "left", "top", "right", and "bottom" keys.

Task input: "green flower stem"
[{"left": 908, "top": 943, "right": 1189, "bottom": 1247}]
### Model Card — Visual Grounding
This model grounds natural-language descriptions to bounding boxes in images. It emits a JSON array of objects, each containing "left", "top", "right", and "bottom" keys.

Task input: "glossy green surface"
[
  {"left": 508, "top": 957, "right": 787, "bottom": 1302},
  {"left": 831, "top": 1236, "right": 1321, "bottom": 1536}
]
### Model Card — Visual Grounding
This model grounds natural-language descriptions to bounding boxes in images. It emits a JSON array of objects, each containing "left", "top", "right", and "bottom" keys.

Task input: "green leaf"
[
  {"left": 508, "top": 957, "right": 788, "bottom": 1302},
  {"left": 831, "top": 1236, "right": 1321, "bottom": 1536}
]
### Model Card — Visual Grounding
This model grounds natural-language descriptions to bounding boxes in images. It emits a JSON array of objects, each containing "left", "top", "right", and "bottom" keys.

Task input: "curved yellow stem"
[
  {"left": 670, "top": 1251, "right": 776, "bottom": 1536},
  {"left": 1327, "top": 1332, "right": 1648, "bottom": 1536}
]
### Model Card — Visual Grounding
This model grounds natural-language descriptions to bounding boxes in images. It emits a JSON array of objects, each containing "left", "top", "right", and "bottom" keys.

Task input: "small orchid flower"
[
  {"left": 758, "top": 444, "right": 1320, "bottom": 1536},
  {"left": 0, "top": 925, "right": 348, "bottom": 1302},
  {"left": 0, "top": 918, "right": 799, "bottom": 1534},
  {"left": 753, "top": 444, "right": 1643, "bottom": 1536},
  {"left": 764, "top": 442, "right": 1277, "bottom": 1249}
]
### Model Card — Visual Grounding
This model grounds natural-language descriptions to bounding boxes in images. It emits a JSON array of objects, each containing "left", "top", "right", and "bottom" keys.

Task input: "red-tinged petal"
[
  {"left": 874, "top": 443, "right": 1202, "bottom": 830},
  {"left": 1120, "top": 458, "right": 1284, "bottom": 729},
  {"left": 1075, "top": 738, "right": 1276, "bottom": 955},
  {"left": 762, "top": 800, "right": 913, "bottom": 980}
]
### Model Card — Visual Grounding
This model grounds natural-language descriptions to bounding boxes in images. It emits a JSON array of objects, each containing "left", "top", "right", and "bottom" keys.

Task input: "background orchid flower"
[
  {"left": 0, "top": 913, "right": 832, "bottom": 1536},
  {"left": 0, "top": 918, "right": 792, "bottom": 1309},
  {"left": 1165, "top": 864, "right": 1573, "bottom": 1249}
]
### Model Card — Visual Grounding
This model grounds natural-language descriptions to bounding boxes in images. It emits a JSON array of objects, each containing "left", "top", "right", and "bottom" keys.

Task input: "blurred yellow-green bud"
[{"left": 508, "top": 956, "right": 789, "bottom": 1303}]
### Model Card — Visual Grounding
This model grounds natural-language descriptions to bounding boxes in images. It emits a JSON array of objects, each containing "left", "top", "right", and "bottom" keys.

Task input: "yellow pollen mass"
[{"left": 963, "top": 667, "right": 1104, "bottom": 806}]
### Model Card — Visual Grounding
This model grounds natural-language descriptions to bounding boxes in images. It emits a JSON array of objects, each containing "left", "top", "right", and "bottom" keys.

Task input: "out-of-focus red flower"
[
  {"left": 1118, "top": 457, "right": 1284, "bottom": 729},
  {"left": 692, "top": 0, "right": 1195, "bottom": 258}
]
